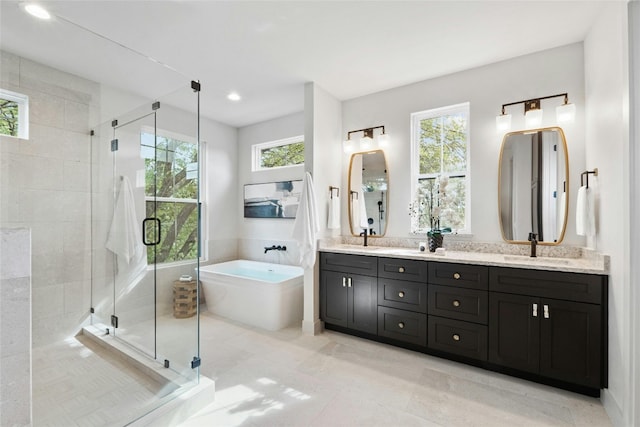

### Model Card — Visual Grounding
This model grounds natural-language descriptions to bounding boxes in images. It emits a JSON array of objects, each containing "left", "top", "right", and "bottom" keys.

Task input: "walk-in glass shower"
[{"left": 90, "top": 82, "right": 202, "bottom": 418}]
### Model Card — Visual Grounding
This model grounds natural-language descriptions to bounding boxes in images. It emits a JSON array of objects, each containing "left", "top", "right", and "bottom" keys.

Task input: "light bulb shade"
[
  {"left": 360, "top": 136, "right": 374, "bottom": 150},
  {"left": 496, "top": 114, "right": 512, "bottom": 133},
  {"left": 343, "top": 139, "right": 356, "bottom": 153},
  {"left": 556, "top": 102, "right": 575, "bottom": 123},
  {"left": 525, "top": 108, "right": 543, "bottom": 128},
  {"left": 377, "top": 132, "right": 390, "bottom": 147}
]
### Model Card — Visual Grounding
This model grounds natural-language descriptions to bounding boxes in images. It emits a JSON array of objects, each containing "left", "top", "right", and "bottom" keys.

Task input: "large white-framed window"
[
  {"left": 252, "top": 135, "right": 304, "bottom": 172},
  {"left": 0, "top": 88, "right": 29, "bottom": 139},
  {"left": 411, "top": 102, "right": 470, "bottom": 234},
  {"left": 140, "top": 127, "right": 203, "bottom": 265}
]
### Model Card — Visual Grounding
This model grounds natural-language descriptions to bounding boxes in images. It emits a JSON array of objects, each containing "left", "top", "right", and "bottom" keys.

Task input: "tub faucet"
[
  {"left": 264, "top": 245, "right": 287, "bottom": 254},
  {"left": 528, "top": 233, "right": 538, "bottom": 258}
]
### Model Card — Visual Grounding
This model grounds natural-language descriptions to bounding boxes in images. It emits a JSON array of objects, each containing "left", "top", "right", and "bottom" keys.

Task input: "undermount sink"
[{"left": 502, "top": 255, "right": 571, "bottom": 265}]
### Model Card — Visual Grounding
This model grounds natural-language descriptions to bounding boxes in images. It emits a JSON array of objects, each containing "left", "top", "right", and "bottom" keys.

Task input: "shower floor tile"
[{"left": 32, "top": 334, "right": 169, "bottom": 427}]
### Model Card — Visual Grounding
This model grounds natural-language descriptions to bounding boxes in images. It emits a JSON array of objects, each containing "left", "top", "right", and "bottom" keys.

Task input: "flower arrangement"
[{"left": 409, "top": 175, "right": 452, "bottom": 236}]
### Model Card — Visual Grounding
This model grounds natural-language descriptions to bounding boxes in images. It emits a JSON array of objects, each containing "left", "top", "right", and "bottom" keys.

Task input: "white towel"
[
  {"left": 558, "top": 192, "right": 566, "bottom": 237},
  {"left": 327, "top": 192, "right": 340, "bottom": 229},
  {"left": 358, "top": 190, "right": 369, "bottom": 230},
  {"left": 291, "top": 172, "right": 320, "bottom": 269},
  {"left": 106, "top": 176, "right": 143, "bottom": 264},
  {"left": 576, "top": 186, "right": 595, "bottom": 237}
]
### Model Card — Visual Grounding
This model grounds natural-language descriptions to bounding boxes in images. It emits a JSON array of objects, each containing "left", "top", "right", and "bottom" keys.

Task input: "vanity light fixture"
[
  {"left": 343, "top": 125, "right": 388, "bottom": 153},
  {"left": 496, "top": 93, "right": 575, "bottom": 132}
]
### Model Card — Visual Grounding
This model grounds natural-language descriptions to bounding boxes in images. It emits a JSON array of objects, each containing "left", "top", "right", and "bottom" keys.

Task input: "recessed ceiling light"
[
  {"left": 23, "top": 3, "right": 51, "bottom": 20},
  {"left": 227, "top": 92, "right": 241, "bottom": 102}
]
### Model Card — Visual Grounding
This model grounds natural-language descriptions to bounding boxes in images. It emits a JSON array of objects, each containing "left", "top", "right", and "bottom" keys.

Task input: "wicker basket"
[{"left": 173, "top": 280, "right": 197, "bottom": 318}]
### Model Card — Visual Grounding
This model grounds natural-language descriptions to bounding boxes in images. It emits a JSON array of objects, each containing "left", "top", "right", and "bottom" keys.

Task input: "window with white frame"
[
  {"left": 252, "top": 135, "right": 304, "bottom": 171},
  {"left": 0, "top": 88, "right": 29, "bottom": 139},
  {"left": 140, "top": 128, "right": 202, "bottom": 264},
  {"left": 411, "top": 102, "right": 470, "bottom": 234}
]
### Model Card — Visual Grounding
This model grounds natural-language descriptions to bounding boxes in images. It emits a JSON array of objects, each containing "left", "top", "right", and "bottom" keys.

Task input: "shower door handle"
[{"left": 142, "top": 218, "right": 161, "bottom": 246}]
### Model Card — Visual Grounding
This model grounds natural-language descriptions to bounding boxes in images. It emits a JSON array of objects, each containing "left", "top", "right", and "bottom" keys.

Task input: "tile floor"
[
  {"left": 180, "top": 312, "right": 613, "bottom": 427},
  {"left": 31, "top": 311, "right": 613, "bottom": 427},
  {"left": 32, "top": 333, "right": 176, "bottom": 427}
]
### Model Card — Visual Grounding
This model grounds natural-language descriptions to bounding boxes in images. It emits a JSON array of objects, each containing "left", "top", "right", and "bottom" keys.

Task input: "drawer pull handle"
[
  {"left": 453, "top": 272, "right": 461, "bottom": 280},
  {"left": 533, "top": 303, "right": 538, "bottom": 317},
  {"left": 398, "top": 322, "right": 405, "bottom": 329},
  {"left": 347, "top": 277, "right": 352, "bottom": 288},
  {"left": 543, "top": 304, "right": 550, "bottom": 319},
  {"left": 452, "top": 334, "right": 460, "bottom": 341},
  {"left": 398, "top": 291, "right": 405, "bottom": 298},
  {"left": 342, "top": 277, "right": 346, "bottom": 287},
  {"left": 452, "top": 300, "right": 461, "bottom": 307},
  {"left": 398, "top": 267, "right": 405, "bottom": 273}
]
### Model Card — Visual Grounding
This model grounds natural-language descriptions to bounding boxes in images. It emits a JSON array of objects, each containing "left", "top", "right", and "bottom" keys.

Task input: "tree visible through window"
[
  {"left": 253, "top": 135, "right": 304, "bottom": 171},
  {"left": 0, "top": 98, "right": 18, "bottom": 136},
  {"left": 0, "top": 88, "right": 28, "bottom": 139},
  {"left": 411, "top": 103, "right": 470, "bottom": 233},
  {"left": 141, "top": 131, "right": 199, "bottom": 264}
]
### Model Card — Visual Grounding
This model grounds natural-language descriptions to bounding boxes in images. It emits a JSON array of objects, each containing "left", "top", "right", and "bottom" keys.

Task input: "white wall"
[
  {"left": 584, "top": 3, "right": 631, "bottom": 426},
  {"left": 237, "top": 111, "right": 305, "bottom": 263},
  {"left": 629, "top": 3, "right": 640, "bottom": 425},
  {"left": 342, "top": 43, "right": 586, "bottom": 245},
  {"left": 303, "top": 82, "right": 343, "bottom": 334}
]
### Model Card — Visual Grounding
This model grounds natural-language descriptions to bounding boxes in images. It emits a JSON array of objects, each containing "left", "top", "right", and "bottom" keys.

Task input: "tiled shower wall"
[
  {"left": 0, "top": 50, "right": 99, "bottom": 347},
  {"left": 0, "top": 228, "right": 31, "bottom": 426}
]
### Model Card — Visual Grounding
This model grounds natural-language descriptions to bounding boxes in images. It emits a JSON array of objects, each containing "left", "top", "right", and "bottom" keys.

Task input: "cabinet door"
[
  {"left": 488, "top": 292, "right": 540, "bottom": 374},
  {"left": 539, "top": 299, "right": 602, "bottom": 388},
  {"left": 321, "top": 270, "right": 348, "bottom": 328},
  {"left": 349, "top": 274, "right": 378, "bottom": 334}
]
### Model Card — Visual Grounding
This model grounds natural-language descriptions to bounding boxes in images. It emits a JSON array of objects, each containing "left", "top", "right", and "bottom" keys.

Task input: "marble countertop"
[{"left": 319, "top": 244, "right": 609, "bottom": 275}]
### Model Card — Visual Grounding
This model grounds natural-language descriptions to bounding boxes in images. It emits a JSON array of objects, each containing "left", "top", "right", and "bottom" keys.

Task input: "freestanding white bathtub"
[{"left": 198, "top": 260, "right": 304, "bottom": 331}]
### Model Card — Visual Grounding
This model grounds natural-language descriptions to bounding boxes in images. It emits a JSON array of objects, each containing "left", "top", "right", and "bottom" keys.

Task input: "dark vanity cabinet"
[
  {"left": 320, "top": 253, "right": 378, "bottom": 334},
  {"left": 488, "top": 267, "right": 606, "bottom": 389},
  {"left": 319, "top": 251, "right": 608, "bottom": 395},
  {"left": 427, "top": 263, "right": 489, "bottom": 361},
  {"left": 377, "top": 257, "right": 428, "bottom": 346}
]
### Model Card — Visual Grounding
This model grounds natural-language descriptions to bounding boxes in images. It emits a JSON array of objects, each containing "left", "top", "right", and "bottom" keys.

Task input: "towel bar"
[
  {"left": 329, "top": 186, "right": 340, "bottom": 199},
  {"left": 581, "top": 168, "right": 598, "bottom": 188}
]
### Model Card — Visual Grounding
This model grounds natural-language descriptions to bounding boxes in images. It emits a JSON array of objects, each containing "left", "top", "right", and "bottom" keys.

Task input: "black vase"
[{"left": 428, "top": 234, "right": 443, "bottom": 252}]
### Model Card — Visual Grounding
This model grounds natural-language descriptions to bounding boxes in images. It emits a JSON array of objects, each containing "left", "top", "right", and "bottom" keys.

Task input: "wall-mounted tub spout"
[{"left": 264, "top": 245, "right": 287, "bottom": 254}]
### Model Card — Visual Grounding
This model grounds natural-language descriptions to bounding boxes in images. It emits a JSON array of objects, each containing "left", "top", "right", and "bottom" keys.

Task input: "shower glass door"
[
  {"left": 110, "top": 106, "right": 158, "bottom": 358},
  {"left": 91, "top": 83, "right": 201, "bottom": 390}
]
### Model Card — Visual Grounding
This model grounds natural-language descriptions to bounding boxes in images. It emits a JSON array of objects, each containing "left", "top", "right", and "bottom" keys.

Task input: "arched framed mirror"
[
  {"left": 498, "top": 127, "right": 569, "bottom": 245},
  {"left": 348, "top": 150, "right": 388, "bottom": 237}
]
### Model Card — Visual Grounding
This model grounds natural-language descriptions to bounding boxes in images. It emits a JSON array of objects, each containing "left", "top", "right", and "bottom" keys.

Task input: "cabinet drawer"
[
  {"left": 429, "top": 262, "right": 488, "bottom": 290},
  {"left": 428, "top": 315, "right": 488, "bottom": 361},
  {"left": 321, "top": 252, "right": 377, "bottom": 277},
  {"left": 378, "top": 306, "right": 427, "bottom": 347},
  {"left": 378, "top": 257, "right": 428, "bottom": 283},
  {"left": 490, "top": 267, "right": 605, "bottom": 304},
  {"left": 378, "top": 279, "right": 427, "bottom": 313},
  {"left": 428, "top": 285, "right": 488, "bottom": 324}
]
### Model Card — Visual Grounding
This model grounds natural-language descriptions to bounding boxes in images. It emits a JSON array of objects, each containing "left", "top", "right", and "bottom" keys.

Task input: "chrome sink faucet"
[{"left": 528, "top": 233, "right": 538, "bottom": 258}]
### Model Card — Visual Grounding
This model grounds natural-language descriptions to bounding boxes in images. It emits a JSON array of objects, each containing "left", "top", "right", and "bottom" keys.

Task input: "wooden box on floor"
[{"left": 173, "top": 280, "right": 197, "bottom": 318}]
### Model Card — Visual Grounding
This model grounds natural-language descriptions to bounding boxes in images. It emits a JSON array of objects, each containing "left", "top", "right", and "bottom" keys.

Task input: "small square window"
[
  {"left": 0, "top": 88, "right": 29, "bottom": 139},
  {"left": 252, "top": 135, "right": 304, "bottom": 171}
]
